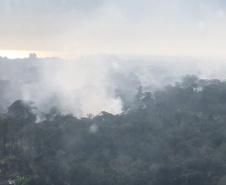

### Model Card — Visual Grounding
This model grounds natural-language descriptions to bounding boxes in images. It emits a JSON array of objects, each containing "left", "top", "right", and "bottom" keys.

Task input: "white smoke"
[
  {"left": 1, "top": 54, "right": 226, "bottom": 117},
  {"left": 18, "top": 55, "right": 124, "bottom": 117}
]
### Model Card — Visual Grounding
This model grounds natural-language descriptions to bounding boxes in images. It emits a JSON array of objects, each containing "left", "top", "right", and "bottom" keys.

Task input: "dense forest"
[{"left": 1, "top": 75, "right": 226, "bottom": 185}]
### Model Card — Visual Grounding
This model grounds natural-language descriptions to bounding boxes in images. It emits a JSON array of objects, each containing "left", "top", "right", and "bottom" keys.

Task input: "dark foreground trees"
[{"left": 1, "top": 76, "right": 226, "bottom": 185}]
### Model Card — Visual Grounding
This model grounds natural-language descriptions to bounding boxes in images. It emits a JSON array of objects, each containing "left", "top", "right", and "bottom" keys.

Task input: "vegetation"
[{"left": 1, "top": 75, "right": 226, "bottom": 185}]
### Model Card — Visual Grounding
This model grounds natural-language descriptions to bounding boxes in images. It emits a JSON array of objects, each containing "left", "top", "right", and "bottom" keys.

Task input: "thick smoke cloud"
[
  {"left": 1, "top": 54, "right": 226, "bottom": 117},
  {"left": 0, "top": 55, "right": 124, "bottom": 116}
]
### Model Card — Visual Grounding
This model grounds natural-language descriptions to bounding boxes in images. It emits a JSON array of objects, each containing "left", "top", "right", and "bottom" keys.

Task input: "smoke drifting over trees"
[
  {"left": 0, "top": 54, "right": 226, "bottom": 117},
  {"left": 1, "top": 0, "right": 226, "bottom": 184},
  {"left": 1, "top": 64, "right": 226, "bottom": 184}
]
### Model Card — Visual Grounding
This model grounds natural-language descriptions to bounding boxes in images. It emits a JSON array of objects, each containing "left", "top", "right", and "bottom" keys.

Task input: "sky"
[{"left": 1, "top": 0, "right": 226, "bottom": 59}]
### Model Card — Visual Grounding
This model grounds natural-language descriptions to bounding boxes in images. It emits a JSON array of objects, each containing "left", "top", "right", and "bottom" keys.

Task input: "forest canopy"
[{"left": 1, "top": 75, "right": 226, "bottom": 185}]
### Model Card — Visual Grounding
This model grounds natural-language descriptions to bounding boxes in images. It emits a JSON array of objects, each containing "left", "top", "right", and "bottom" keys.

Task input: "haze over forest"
[
  {"left": 0, "top": 54, "right": 226, "bottom": 117},
  {"left": 1, "top": 0, "right": 226, "bottom": 185}
]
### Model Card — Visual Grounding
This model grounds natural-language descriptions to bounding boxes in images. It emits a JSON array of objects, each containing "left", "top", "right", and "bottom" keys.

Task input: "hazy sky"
[{"left": 1, "top": 0, "right": 226, "bottom": 58}]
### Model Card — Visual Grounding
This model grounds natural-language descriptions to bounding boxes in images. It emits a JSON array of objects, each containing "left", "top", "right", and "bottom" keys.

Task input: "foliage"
[{"left": 1, "top": 76, "right": 226, "bottom": 184}]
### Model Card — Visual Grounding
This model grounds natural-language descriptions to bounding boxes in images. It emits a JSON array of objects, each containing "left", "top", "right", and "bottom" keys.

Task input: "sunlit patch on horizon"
[
  {"left": 0, "top": 50, "right": 74, "bottom": 59},
  {"left": 0, "top": 50, "right": 29, "bottom": 59}
]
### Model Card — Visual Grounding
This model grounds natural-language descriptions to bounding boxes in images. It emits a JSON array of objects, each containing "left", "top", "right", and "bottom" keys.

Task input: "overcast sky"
[{"left": 1, "top": 0, "right": 226, "bottom": 58}]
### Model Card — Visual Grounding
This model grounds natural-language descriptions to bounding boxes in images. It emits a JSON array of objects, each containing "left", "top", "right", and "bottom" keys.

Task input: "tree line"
[{"left": 1, "top": 75, "right": 226, "bottom": 185}]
